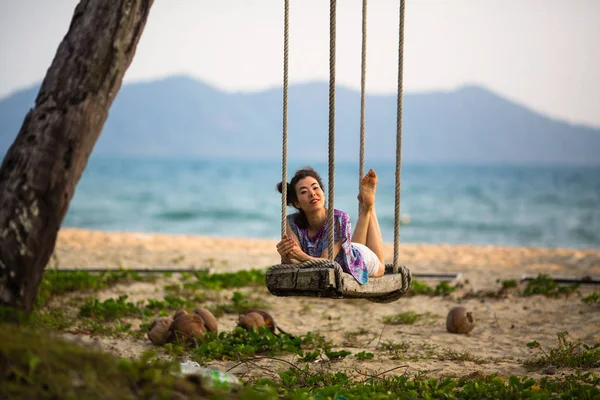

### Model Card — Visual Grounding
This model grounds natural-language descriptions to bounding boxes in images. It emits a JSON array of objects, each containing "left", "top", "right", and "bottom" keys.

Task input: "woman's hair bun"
[
  {"left": 276, "top": 181, "right": 285, "bottom": 193},
  {"left": 276, "top": 181, "right": 295, "bottom": 206}
]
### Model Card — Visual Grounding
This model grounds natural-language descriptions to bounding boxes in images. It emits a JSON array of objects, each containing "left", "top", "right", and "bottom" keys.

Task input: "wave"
[
  {"left": 154, "top": 208, "right": 272, "bottom": 222},
  {"left": 381, "top": 216, "right": 541, "bottom": 236}
]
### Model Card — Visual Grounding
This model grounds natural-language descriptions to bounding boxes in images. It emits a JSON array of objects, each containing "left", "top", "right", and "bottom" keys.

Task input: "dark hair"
[{"left": 277, "top": 166, "right": 325, "bottom": 229}]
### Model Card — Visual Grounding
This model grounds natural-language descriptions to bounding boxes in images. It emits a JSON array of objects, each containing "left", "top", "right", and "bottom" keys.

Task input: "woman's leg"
[
  {"left": 366, "top": 207, "right": 386, "bottom": 277},
  {"left": 353, "top": 170, "right": 386, "bottom": 277},
  {"left": 351, "top": 203, "right": 371, "bottom": 245},
  {"left": 366, "top": 207, "right": 385, "bottom": 263}
]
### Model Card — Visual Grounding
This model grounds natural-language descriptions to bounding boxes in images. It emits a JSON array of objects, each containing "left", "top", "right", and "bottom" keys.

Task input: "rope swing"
[{"left": 267, "top": 0, "right": 412, "bottom": 303}]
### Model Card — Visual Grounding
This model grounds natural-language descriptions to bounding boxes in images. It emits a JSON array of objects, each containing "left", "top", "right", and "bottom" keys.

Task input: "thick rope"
[
  {"left": 358, "top": 0, "right": 367, "bottom": 212},
  {"left": 367, "top": 265, "right": 412, "bottom": 303},
  {"left": 281, "top": 0, "right": 290, "bottom": 239},
  {"left": 269, "top": 258, "right": 336, "bottom": 270},
  {"left": 327, "top": 0, "right": 337, "bottom": 260},
  {"left": 393, "top": 0, "right": 405, "bottom": 268}
]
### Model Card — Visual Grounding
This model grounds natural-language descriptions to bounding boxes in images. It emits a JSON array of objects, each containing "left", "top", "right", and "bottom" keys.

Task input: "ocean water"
[{"left": 63, "top": 157, "right": 600, "bottom": 250}]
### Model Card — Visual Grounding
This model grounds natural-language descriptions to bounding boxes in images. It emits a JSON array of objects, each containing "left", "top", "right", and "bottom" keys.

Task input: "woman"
[{"left": 276, "top": 166, "right": 386, "bottom": 284}]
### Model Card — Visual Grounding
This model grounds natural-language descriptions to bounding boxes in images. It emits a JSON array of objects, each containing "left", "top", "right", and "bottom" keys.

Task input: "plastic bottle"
[{"left": 179, "top": 361, "right": 242, "bottom": 392}]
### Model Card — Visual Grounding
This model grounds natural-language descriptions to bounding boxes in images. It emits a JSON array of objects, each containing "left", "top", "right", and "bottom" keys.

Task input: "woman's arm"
[
  {"left": 289, "top": 227, "right": 343, "bottom": 262},
  {"left": 279, "top": 221, "right": 343, "bottom": 263},
  {"left": 318, "top": 217, "right": 343, "bottom": 260},
  {"left": 318, "top": 239, "right": 343, "bottom": 260}
]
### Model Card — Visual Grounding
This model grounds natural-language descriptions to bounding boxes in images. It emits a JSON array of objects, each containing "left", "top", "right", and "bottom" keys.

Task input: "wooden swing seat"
[{"left": 266, "top": 259, "right": 412, "bottom": 303}]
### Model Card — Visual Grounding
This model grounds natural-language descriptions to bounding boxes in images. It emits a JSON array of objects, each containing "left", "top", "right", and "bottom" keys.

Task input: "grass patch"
[
  {"left": 524, "top": 332, "right": 600, "bottom": 370},
  {"left": 379, "top": 340, "right": 411, "bottom": 360},
  {"left": 521, "top": 274, "right": 579, "bottom": 297},
  {"left": 582, "top": 292, "right": 600, "bottom": 304},
  {"left": 161, "top": 269, "right": 267, "bottom": 302},
  {"left": 170, "top": 327, "right": 333, "bottom": 363},
  {"left": 2, "top": 292, "right": 201, "bottom": 338},
  {"left": 409, "top": 280, "right": 457, "bottom": 296},
  {"left": 254, "top": 368, "right": 600, "bottom": 399},
  {"left": 163, "top": 283, "right": 211, "bottom": 303},
  {"left": 379, "top": 341, "right": 443, "bottom": 361},
  {"left": 145, "top": 295, "right": 196, "bottom": 313},
  {"left": 192, "top": 327, "right": 311, "bottom": 362},
  {"left": 191, "top": 269, "right": 266, "bottom": 290},
  {"left": 0, "top": 323, "right": 213, "bottom": 399},
  {"left": 3, "top": 323, "right": 600, "bottom": 399},
  {"left": 438, "top": 349, "right": 486, "bottom": 365},
  {"left": 499, "top": 279, "right": 518, "bottom": 289},
  {"left": 208, "top": 291, "right": 269, "bottom": 317},
  {"left": 35, "top": 268, "right": 156, "bottom": 308},
  {"left": 78, "top": 295, "right": 142, "bottom": 321},
  {"left": 382, "top": 311, "right": 433, "bottom": 325},
  {"left": 342, "top": 328, "right": 372, "bottom": 346},
  {"left": 26, "top": 308, "right": 74, "bottom": 331},
  {"left": 354, "top": 351, "right": 374, "bottom": 361},
  {"left": 462, "top": 275, "right": 589, "bottom": 300}
]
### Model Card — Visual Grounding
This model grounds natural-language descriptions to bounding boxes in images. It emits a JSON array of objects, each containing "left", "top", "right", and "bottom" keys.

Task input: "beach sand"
[{"left": 53, "top": 228, "right": 600, "bottom": 381}]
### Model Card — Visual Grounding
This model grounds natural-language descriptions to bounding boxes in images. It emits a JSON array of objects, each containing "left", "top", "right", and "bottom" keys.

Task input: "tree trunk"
[{"left": 0, "top": 0, "right": 154, "bottom": 312}]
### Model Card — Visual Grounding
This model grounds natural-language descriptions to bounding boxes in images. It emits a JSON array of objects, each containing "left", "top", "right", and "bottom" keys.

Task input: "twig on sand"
[
  {"left": 356, "top": 364, "right": 410, "bottom": 382},
  {"left": 420, "top": 367, "right": 443, "bottom": 375},
  {"left": 226, "top": 361, "right": 247, "bottom": 373},
  {"left": 374, "top": 324, "right": 387, "bottom": 349},
  {"left": 227, "top": 354, "right": 301, "bottom": 373},
  {"left": 493, "top": 312, "right": 500, "bottom": 329},
  {"left": 226, "top": 357, "right": 280, "bottom": 381}
]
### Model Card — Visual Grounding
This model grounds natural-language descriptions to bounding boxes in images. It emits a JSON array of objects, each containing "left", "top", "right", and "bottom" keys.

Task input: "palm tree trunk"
[{"left": 0, "top": 0, "right": 154, "bottom": 312}]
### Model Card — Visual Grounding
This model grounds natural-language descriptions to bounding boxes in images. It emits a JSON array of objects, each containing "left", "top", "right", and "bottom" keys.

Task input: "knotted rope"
[
  {"left": 393, "top": 0, "right": 405, "bottom": 268},
  {"left": 358, "top": 0, "right": 367, "bottom": 212},
  {"left": 327, "top": 0, "right": 337, "bottom": 260},
  {"left": 281, "top": 0, "right": 289, "bottom": 239}
]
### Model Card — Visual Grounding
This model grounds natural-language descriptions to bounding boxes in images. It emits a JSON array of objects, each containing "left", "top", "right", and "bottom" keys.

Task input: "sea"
[{"left": 62, "top": 156, "right": 600, "bottom": 250}]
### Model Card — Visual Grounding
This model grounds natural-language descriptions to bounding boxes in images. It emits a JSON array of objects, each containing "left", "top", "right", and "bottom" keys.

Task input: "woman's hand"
[
  {"left": 276, "top": 235, "right": 293, "bottom": 259},
  {"left": 276, "top": 234, "right": 307, "bottom": 262}
]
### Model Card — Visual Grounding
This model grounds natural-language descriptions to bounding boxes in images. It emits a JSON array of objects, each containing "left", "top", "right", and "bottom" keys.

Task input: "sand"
[{"left": 53, "top": 228, "right": 600, "bottom": 381}]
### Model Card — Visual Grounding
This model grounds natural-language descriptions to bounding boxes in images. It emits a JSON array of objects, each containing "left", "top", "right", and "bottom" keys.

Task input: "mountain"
[{"left": 1, "top": 75, "right": 599, "bottom": 164}]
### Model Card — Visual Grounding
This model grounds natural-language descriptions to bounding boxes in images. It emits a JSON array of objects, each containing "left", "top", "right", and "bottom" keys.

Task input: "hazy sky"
[{"left": 1, "top": 0, "right": 599, "bottom": 127}]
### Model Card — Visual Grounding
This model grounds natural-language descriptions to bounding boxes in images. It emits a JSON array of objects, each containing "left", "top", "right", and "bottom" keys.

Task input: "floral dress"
[{"left": 287, "top": 209, "right": 369, "bottom": 284}]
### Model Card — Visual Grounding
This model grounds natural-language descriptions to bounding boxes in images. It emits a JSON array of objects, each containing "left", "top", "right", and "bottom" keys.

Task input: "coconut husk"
[
  {"left": 446, "top": 306, "right": 475, "bottom": 334},
  {"left": 147, "top": 317, "right": 173, "bottom": 345},
  {"left": 193, "top": 308, "right": 218, "bottom": 333},
  {"left": 169, "top": 314, "right": 206, "bottom": 342},
  {"left": 237, "top": 311, "right": 266, "bottom": 332}
]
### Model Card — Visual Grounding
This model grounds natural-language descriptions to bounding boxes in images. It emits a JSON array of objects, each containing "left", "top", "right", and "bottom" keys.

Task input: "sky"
[{"left": 1, "top": 0, "right": 599, "bottom": 127}]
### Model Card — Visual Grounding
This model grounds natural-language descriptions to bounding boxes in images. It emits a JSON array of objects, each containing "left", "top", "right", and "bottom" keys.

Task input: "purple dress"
[{"left": 287, "top": 209, "right": 369, "bottom": 284}]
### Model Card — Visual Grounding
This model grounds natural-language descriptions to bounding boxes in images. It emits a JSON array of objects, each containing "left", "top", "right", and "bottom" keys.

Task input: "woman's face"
[{"left": 294, "top": 176, "right": 324, "bottom": 212}]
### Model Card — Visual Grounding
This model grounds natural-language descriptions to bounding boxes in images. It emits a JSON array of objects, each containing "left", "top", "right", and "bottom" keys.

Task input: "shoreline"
[
  {"left": 56, "top": 227, "right": 600, "bottom": 251},
  {"left": 57, "top": 226, "right": 600, "bottom": 252},
  {"left": 54, "top": 228, "right": 600, "bottom": 290}
]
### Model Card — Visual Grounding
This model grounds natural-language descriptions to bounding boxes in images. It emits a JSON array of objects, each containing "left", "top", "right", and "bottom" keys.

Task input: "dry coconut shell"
[
  {"left": 193, "top": 308, "right": 218, "bottom": 333},
  {"left": 173, "top": 309, "right": 189, "bottom": 320},
  {"left": 237, "top": 309, "right": 276, "bottom": 333},
  {"left": 237, "top": 312, "right": 266, "bottom": 332},
  {"left": 169, "top": 314, "right": 206, "bottom": 342},
  {"left": 446, "top": 306, "right": 475, "bottom": 334},
  {"left": 147, "top": 317, "right": 173, "bottom": 345}
]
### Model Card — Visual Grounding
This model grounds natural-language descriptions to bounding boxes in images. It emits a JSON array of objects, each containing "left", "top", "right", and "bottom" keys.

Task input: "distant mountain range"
[{"left": 1, "top": 75, "right": 599, "bottom": 165}]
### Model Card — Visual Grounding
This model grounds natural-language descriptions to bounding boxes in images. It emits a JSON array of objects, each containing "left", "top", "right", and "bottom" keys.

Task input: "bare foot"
[{"left": 360, "top": 169, "right": 378, "bottom": 208}]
